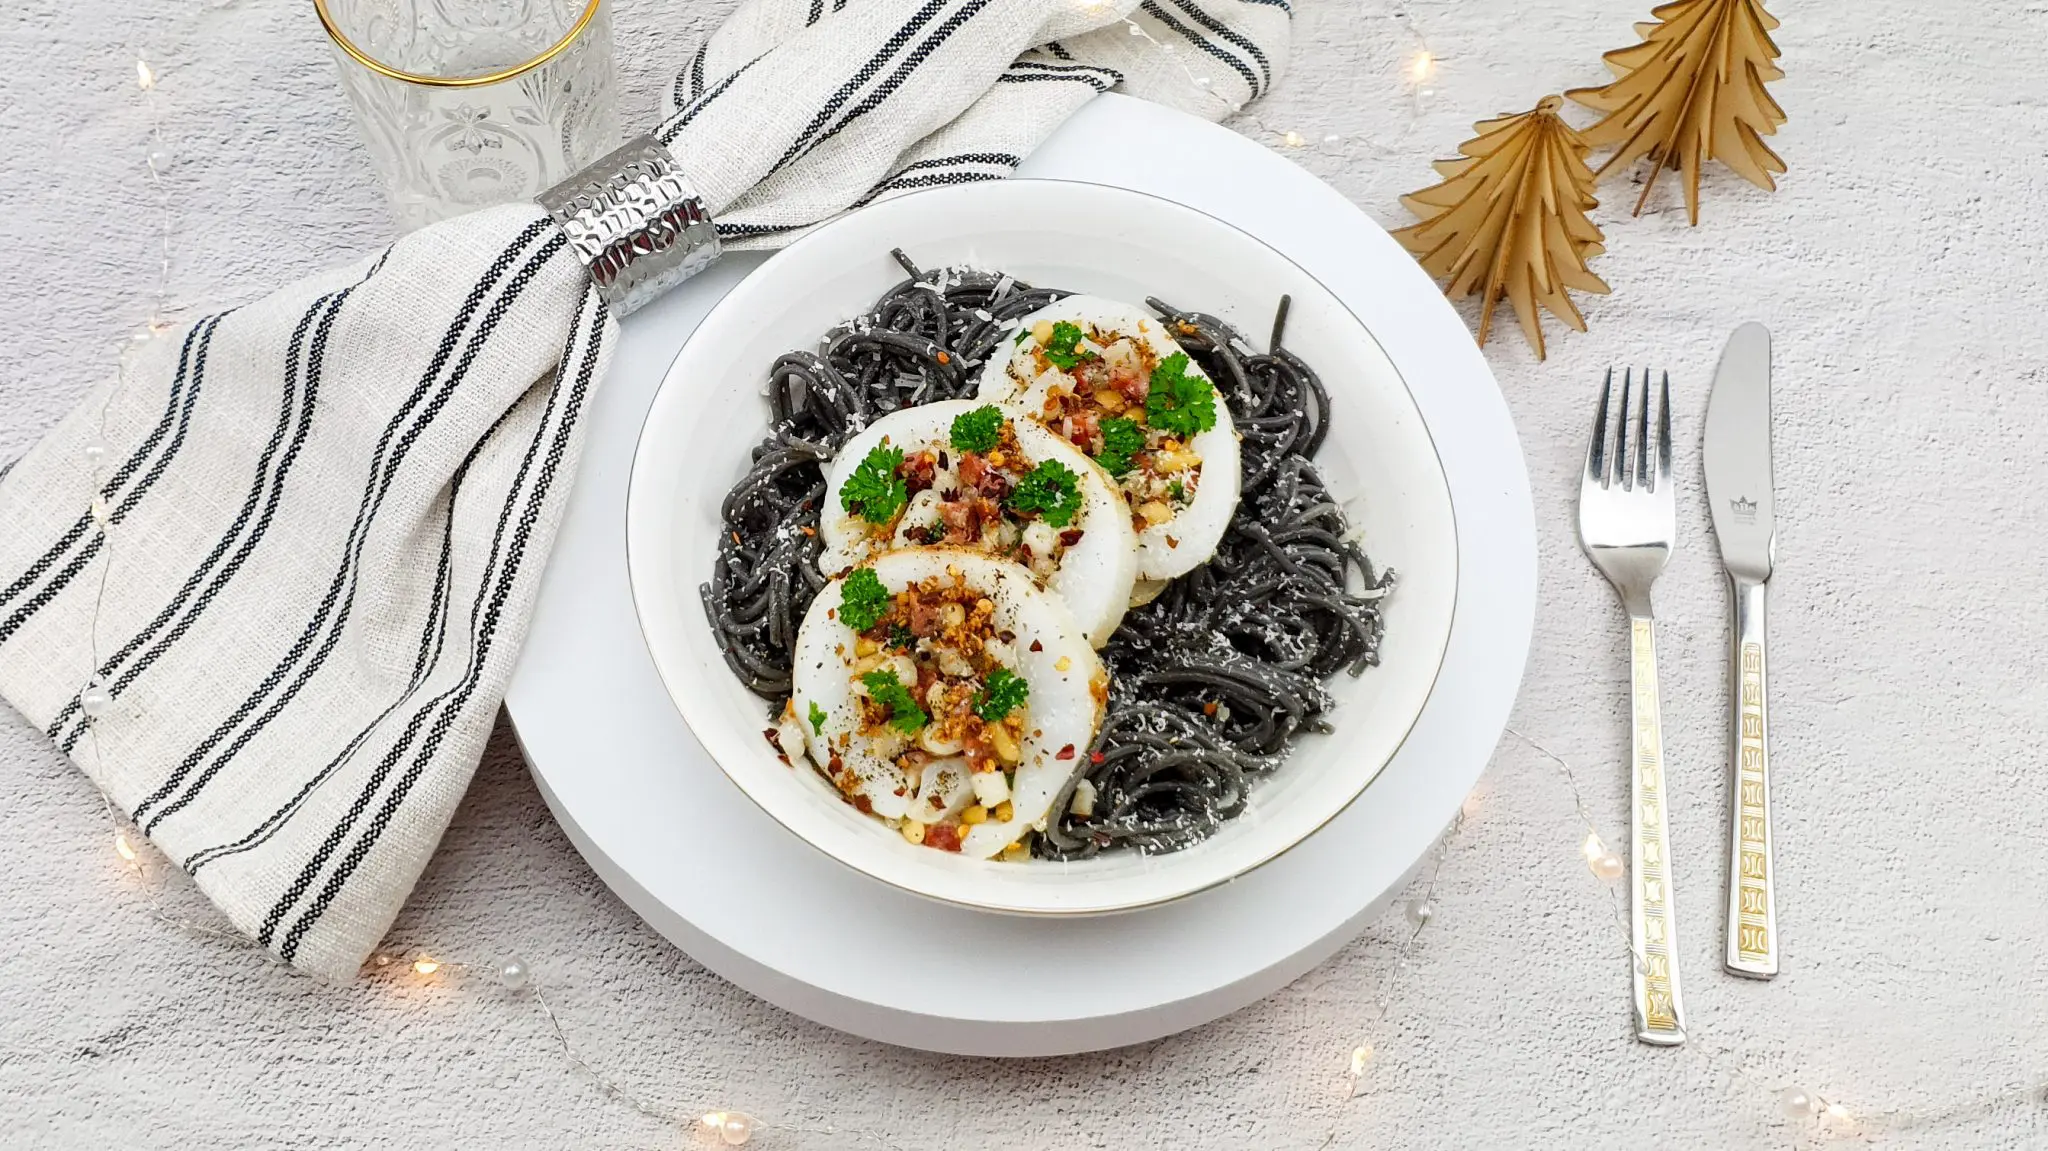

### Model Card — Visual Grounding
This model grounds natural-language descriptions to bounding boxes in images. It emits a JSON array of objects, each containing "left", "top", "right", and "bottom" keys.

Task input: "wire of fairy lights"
[{"left": 43, "top": 22, "right": 2048, "bottom": 1151}]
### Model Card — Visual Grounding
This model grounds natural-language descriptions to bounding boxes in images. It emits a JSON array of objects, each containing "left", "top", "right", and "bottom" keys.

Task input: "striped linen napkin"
[{"left": 0, "top": 0, "right": 1289, "bottom": 978}]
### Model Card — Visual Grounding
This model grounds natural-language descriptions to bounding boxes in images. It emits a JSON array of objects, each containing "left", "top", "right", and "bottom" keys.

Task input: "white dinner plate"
[
  {"left": 506, "top": 94, "right": 1535, "bottom": 1056},
  {"left": 625, "top": 178, "right": 1459, "bottom": 918}
]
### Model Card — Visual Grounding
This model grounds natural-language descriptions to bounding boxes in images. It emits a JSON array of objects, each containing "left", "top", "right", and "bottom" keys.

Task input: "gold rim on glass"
[{"left": 313, "top": 0, "right": 604, "bottom": 88}]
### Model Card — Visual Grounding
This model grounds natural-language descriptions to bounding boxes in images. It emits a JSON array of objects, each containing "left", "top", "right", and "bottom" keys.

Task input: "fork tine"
[
  {"left": 1613, "top": 367, "right": 1633, "bottom": 490},
  {"left": 1586, "top": 367, "right": 1613, "bottom": 489},
  {"left": 1656, "top": 370, "right": 1672, "bottom": 491},
  {"left": 1634, "top": 366, "right": 1652, "bottom": 491}
]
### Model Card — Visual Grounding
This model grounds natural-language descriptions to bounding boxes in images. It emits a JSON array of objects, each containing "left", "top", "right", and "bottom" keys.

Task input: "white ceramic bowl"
[{"left": 626, "top": 179, "right": 1456, "bottom": 917}]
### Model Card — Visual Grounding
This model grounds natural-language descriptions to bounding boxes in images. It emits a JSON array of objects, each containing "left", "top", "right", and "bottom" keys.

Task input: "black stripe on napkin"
[
  {"left": 1160, "top": 0, "right": 1271, "bottom": 93},
  {"left": 1141, "top": 0, "right": 1263, "bottom": 97},
  {"left": 768, "top": 0, "right": 961, "bottom": 171}
]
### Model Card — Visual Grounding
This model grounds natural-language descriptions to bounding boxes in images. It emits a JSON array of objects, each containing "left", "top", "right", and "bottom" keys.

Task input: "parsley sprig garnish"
[
  {"left": 838, "top": 567, "right": 890, "bottom": 632},
  {"left": 1006, "top": 460, "right": 1083, "bottom": 527},
  {"left": 1094, "top": 417, "right": 1146, "bottom": 478},
  {"left": 808, "top": 700, "right": 827, "bottom": 735},
  {"left": 973, "top": 668, "right": 1030, "bottom": 722},
  {"left": 841, "top": 443, "right": 908, "bottom": 525},
  {"left": 1042, "top": 321, "right": 1095, "bottom": 370},
  {"left": 860, "top": 668, "right": 928, "bottom": 734},
  {"left": 949, "top": 405, "right": 1005, "bottom": 454},
  {"left": 1144, "top": 353, "right": 1218, "bottom": 438}
]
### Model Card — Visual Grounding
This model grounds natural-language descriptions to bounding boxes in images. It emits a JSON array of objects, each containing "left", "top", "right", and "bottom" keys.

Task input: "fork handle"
[
  {"left": 1628, "top": 615, "right": 1687, "bottom": 1045},
  {"left": 1723, "top": 576, "right": 1779, "bottom": 978}
]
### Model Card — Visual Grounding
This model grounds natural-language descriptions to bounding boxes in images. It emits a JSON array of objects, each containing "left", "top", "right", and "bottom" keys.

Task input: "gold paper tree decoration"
[
  {"left": 1567, "top": 0, "right": 1787, "bottom": 223},
  {"left": 1393, "top": 96, "right": 1610, "bottom": 361}
]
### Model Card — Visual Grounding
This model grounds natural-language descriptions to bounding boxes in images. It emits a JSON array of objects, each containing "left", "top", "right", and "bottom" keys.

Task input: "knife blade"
[
  {"left": 1705, "top": 323, "right": 1776, "bottom": 580},
  {"left": 1703, "top": 321, "right": 1779, "bottom": 979}
]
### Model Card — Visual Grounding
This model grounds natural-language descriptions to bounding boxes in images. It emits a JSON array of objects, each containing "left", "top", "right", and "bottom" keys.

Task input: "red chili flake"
[
  {"left": 732, "top": 531, "right": 742, "bottom": 545},
  {"left": 1056, "top": 744, "right": 1076, "bottom": 761},
  {"left": 1090, "top": 751, "right": 1106, "bottom": 764},
  {"left": 936, "top": 351, "right": 951, "bottom": 365},
  {"left": 1058, "top": 528, "right": 1084, "bottom": 547},
  {"left": 892, "top": 786, "right": 907, "bottom": 797},
  {"left": 1029, "top": 639, "right": 1043, "bottom": 652},
  {"left": 1203, "top": 700, "right": 1219, "bottom": 717},
  {"left": 852, "top": 794, "right": 873, "bottom": 814}
]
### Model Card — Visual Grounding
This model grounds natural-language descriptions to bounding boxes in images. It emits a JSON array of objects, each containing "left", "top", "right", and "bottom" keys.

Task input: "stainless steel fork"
[{"left": 1577, "top": 367, "right": 1686, "bottom": 1047}]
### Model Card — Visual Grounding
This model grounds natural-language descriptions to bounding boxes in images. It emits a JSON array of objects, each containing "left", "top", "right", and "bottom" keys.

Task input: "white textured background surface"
[{"left": 2, "top": 1, "right": 2044, "bottom": 1147}]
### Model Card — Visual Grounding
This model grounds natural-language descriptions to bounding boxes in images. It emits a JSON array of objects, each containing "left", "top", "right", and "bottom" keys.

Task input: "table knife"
[{"left": 1702, "top": 323, "right": 1779, "bottom": 979}]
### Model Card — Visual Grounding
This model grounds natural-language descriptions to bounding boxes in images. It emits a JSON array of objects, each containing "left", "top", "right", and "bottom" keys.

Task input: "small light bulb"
[
  {"left": 372, "top": 953, "right": 394, "bottom": 967},
  {"left": 114, "top": 831, "right": 137, "bottom": 862},
  {"left": 412, "top": 956, "right": 440, "bottom": 976},
  {"left": 1823, "top": 1102, "right": 1850, "bottom": 1124},
  {"left": 90, "top": 494, "right": 111, "bottom": 528},
  {"left": 1582, "top": 832, "right": 1604, "bottom": 861},
  {"left": 1282, "top": 130, "right": 1306, "bottom": 147},
  {"left": 1349, "top": 1045, "right": 1374, "bottom": 1077},
  {"left": 136, "top": 59, "right": 155, "bottom": 90},
  {"left": 701, "top": 1113, "right": 725, "bottom": 1129},
  {"left": 1126, "top": 22, "right": 1142, "bottom": 35},
  {"left": 1409, "top": 51, "right": 1433, "bottom": 83}
]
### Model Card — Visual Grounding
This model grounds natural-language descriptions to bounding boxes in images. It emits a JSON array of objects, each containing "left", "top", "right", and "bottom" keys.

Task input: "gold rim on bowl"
[{"left": 313, "top": 0, "right": 604, "bottom": 89}]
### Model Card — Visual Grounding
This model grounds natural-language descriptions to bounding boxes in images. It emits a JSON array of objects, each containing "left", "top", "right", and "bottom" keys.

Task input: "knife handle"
[
  {"left": 1723, "top": 575, "right": 1779, "bottom": 978},
  {"left": 1628, "top": 615, "right": 1686, "bottom": 1045}
]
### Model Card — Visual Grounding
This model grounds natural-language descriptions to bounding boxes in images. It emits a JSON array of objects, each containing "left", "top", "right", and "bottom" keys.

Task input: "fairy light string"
[{"left": 51, "top": 25, "right": 2048, "bottom": 1151}]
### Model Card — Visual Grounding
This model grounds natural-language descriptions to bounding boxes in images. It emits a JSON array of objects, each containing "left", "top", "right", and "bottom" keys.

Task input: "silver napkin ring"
[{"left": 537, "top": 134, "right": 721, "bottom": 317}]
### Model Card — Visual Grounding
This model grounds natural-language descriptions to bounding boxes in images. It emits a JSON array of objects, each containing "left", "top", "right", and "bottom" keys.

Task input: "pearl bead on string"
[{"left": 498, "top": 958, "right": 530, "bottom": 991}]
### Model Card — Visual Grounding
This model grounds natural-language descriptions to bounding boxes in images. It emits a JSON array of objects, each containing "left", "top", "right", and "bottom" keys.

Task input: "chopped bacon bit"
[
  {"left": 1029, "top": 639, "right": 1043, "bottom": 652},
  {"left": 1113, "top": 367, "right": 1150, "bottom": 405},
  {"left": 1058, "top": 528, "right": 1084, "bottom": 547},
  {"left": 909, "top": 596, "right": 944, "bottom": 636},
  {"left": 957, "top": 453, "right": 1012, "bottom": 501},
  {"left": 938, "top": 499, "right": 982, "bottom": 543},
  {"left": 1090, "top": 751, "right": 1106, "bottom": 764},
  {"left": 763, "top": 728, "right": 787, "bottom": 756},
  {"left": 1203, "top": 700, "right": 1219, "bottom": 716},
  {"left": 892, "top": 786, "right": 907, "bottom": 797},
  {"left": 900, "top": 450, "right": 937, "bottom": 494},
  {"left": 1056, "top": 744, "right": 1077, "bottom": 761},
  {"left": 1067, "top": 409, "right": 1102, "bottom": 453},
  {"left": 923, "top": 823, "right": 963, "bottom": 852},
  {"left": 852, "top": 794, "right": 873, "bottom": 814}
]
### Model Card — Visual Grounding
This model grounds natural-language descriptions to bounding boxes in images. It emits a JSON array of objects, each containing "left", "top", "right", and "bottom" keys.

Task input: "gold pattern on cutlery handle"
[
  {"left": 1724, "top": 578, "right": 1778, "bottom": 977},
  {"left": 1630, "top": 617, "right": 1685, "bottom": 1044}
]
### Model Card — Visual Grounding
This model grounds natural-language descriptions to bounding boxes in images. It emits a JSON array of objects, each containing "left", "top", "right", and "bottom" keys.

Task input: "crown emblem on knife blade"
[{"left": 1730, "top": 496, "right": 1757, "bottom": 516}]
